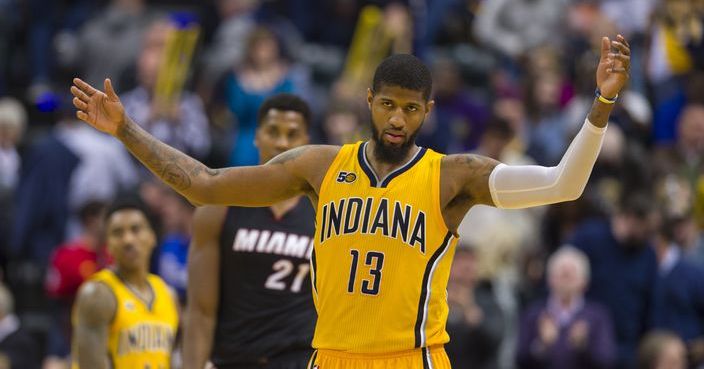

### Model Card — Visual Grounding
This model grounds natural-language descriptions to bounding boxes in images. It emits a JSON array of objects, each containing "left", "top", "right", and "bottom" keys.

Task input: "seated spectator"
[
  {"left": 43, "top": 200, "right": 109, "bottom": 367},
  {"left": 221, "top": 26, "right": 301, "bottom": 166},
  {"left": 121, "top": 18, "right": 211, "bottom": 161},
  {"left": 637, "top": 331, "right": 687, "bottom": 369},
  {"left": 446, "top": 245, "right": 505, "bottom": 369},
  {"left": 0, "top": 97, "right": 25, "bottom": 192},
  {"left": 0, "top": 98, "right": 26, "bottom": 266},
  {"left": 0, "top": 283, "right": 40, "bottom": 369},
  {"left": 320, "top": 99, "right": 366, "bottom": 145},
  {"left": 567, "top": 193, "right": 658, "bottom": 369},
  {"left": 155, "top": 189, "right": 194, "bottom": 304},
  {"left": 651, "top": 215, "right": 704, "bottom": 367},
  {"left": 517, "top": 246, "right": 617, "bottom": 369}
]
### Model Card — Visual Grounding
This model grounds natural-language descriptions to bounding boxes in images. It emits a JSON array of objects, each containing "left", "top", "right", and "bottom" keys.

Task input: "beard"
[{"left": 370, "top": 123, "right": 420, "bottom": 164}]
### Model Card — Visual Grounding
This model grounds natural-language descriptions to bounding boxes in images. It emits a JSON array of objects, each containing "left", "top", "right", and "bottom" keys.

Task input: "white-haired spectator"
[
  {"left": 517, "top": 246, "right": 617, "bottom": 369},
  {"left": 0, "top": 283, "right": 40, "bottom": 369},
  {"left": 0, "top": 97, "right": 26, "bottom": 190}
]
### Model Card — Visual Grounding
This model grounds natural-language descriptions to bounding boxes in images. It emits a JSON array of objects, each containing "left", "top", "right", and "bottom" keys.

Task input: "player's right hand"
[{"left": 71, "top": 78, "right": 125, "bottom": 136}]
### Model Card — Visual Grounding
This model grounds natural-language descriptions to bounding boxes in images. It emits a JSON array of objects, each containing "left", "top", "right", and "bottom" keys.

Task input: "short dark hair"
[
  {"left": 372, "top": 54, "right": 433, "bottom": 100},
  {"left": 78, "top": 200, "right": 107, "bottom": 226},
  {"left": 618, "top": 192, "right": 654, "bottom": 219},
  {"left": 257, "top": 93, "right": 311, "bottom": 128},
  {"left": 104, "top": 198, "right": 156, "bottom": 231}
]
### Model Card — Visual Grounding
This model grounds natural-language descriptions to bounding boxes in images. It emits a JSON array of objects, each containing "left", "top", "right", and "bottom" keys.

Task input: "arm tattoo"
[
  {"left": 117, "top": 117, "right": 219, "bottom": 191},
  {"left": 268, "top": 146, "right": 312, "bottom": 165},
  {"left": 457, "top": 154, "right": 497, "bottom": 204}
]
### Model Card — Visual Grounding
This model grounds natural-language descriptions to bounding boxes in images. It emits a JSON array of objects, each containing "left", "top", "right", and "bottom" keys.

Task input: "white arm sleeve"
[{"left": 489, "top": 119, "right": 606, "bottom": 209}]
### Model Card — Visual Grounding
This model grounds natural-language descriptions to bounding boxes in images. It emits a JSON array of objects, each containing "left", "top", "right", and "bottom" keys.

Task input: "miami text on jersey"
[{"left": 232, "top": 229, "right": 314, "bottom": 259}]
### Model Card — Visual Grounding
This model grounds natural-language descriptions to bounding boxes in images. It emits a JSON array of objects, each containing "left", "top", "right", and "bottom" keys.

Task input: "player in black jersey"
[{"left": 182, "top": 94, "right": 316, "bottom": 369}]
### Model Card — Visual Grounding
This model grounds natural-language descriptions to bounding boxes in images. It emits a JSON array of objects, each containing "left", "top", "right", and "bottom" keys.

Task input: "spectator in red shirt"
[{"left": 43, "top": 200, "right": 109, "bottom": 369}]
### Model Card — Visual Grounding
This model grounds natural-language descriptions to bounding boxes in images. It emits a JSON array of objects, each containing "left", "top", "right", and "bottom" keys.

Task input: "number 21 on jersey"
[{"left": 347, "top": 249, "right": 384, "bottom": 295}]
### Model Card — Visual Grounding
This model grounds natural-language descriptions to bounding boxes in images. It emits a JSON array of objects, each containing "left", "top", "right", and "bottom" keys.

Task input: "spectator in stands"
[
  {"left": 73, "top": 0, "right": 156, "bottom": 91},
  {"left": 222, "top": 26, "right": 300, "bottom": 166},
  {"left": 637, "top": 331, "right": 687, "bottom": 369},
  {"left": 654, "top": 104, "right": 704, "bottom": 230},
  {"left": 43, "top": 200, "right": 108, "bottom": 369},
  {"left": 121, "top": 19, "right": 211, "bottom": 161},
  {"left": 473, "top": 0, "right": 566, "bottom": 59},
  {"left": 651, "top": 215, "right": 704, "bottom": 367},
  {"left": 521, "top": 49, "right": 572, "bottom": 166},
  {"left": 155, "top": 189, "right": 193, "bottom": 304},
  {"left": 0, "top": 98, "right": 26, "bottom": 265},
  {"left": 446, "top": 244, "right": 505, "bottom": 369},
  {"left": 517, "top": 246, "right": 617, "bottom": 369},
  {"left": 646, "top": 0, "right": 703, "bottom": 145},
  {"left": 321, "top": 99, "right": 366, "bottom": 145},
  {"left": 0, "top": 283, "right": 40, "bottom": 369},
  {"left": 567, "top": 193, "right": 659, "bottom": 369},
  {"left": 0, "top": 97, "right": 25, "bottom": 193},
  {"left": 199, "top": 0, "right": 259, "bottom": 93},
  {"left": 418, "top": 57, "right": 489, "bottom": 154}
]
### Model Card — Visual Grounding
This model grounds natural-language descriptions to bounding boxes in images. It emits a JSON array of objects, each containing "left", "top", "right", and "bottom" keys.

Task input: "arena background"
[{"left": 0, "top": 0, "right": 703, "bottom": 368}]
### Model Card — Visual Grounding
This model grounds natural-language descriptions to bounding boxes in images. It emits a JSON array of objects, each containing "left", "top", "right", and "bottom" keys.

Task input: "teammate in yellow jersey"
[
  {"left": 71, "top": 201, "right": 179, "bottom": 369},
  {"left": 70, "top": 34, "right": 631, "bottom": 368}
]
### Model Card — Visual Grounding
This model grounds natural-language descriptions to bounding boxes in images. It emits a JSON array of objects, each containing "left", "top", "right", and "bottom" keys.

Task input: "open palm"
[
  {"left": 70, "top": 78, "right": 125, "bottom": 136},
  {"left": 596, "top": 35, "right": 630, "bottom": 99}
]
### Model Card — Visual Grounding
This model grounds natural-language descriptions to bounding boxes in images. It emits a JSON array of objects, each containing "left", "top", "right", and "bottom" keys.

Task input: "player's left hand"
[{"left": 596, "top": 34, "right": 630, "bottom": 99}]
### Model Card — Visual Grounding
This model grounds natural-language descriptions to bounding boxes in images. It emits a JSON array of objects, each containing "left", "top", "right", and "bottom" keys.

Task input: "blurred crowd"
[{"left": 1, "top": 0, "right": 704, "bottom": 368}]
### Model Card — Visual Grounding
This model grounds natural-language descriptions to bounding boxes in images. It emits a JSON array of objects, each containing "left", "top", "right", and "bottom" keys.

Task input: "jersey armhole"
[
  {"left": 315, "top": 142, "right": 359, "bottom": 216},
  {"left": 432, "top": 154, "right": 456, "bottom": 238}
]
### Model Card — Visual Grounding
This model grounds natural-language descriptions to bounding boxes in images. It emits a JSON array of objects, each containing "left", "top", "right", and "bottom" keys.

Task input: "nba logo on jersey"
[
  {"left": 313, "top": 366, "right": 319, "bottom": 369},
  {"left": 336, "top": 171, "right": 357, "bottom": 183},
  {"left": 124, "top": 300, "right": 135, "bottom": 311}
]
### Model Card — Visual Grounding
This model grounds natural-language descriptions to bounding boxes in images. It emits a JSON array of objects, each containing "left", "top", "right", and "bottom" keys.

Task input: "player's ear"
[
  {"left": 367, "top": 88, "right": 374, "bottom": 110},
  {"left": 424, "top": 99, "right": 435, "bottom": 116}
]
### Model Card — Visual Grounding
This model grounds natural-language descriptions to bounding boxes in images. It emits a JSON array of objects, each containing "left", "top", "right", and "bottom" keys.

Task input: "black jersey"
[{"left": 212, "top": 198, "right": 317, "bottom": 367}]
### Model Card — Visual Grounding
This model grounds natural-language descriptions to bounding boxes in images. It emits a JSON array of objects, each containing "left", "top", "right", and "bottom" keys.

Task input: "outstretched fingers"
[
  {"left": 70, "top": 86, "right": 90, "bottom": 103},
  {"left": 600, "top": 36, "right": 611, "bottom": 60},
  {"left": 611, "top": 40, "right": 630, "bottom": 56},
  {"left": 73, "top": 78, "right": 98, "bottom": 96},
  {"left": 104, "top": 78, "right": 119, "bottom": 101},
  {"left": 616, "top": 34, "right": 629, "bottom": 47},
  {"left": 72, "top": 97, "right": 88, "bottom": 111},
  {"left": 76, "top": 110, "right": 89, "bottom": 123},
  {"left": 606, "top": 67, "right": 629, "bottom": 75}
]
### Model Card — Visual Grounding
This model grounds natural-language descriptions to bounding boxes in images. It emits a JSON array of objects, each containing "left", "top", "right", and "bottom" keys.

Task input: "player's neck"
[
  {"left": 270, "top": 196, "right": 301, "bottom": 220},
  {"left": 365, "top": 140, "right": 420, "bottom": 179},
  {"left": 115, "top": 267, "right": 149, "bottom": 290}
]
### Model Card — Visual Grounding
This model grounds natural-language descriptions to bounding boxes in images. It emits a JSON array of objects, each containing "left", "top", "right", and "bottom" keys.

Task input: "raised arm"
[
  {"left": 442, "top": 35, "right": 630, "bottom": 223},
  {"left": 70, "top": 78, "right": 336, "bottom": 206},
  {"left": 72, "top": 281, "right": 116, "bottom": 369},
  {"left": 182, "top": 205, "right": 226, "bottom": 369}
]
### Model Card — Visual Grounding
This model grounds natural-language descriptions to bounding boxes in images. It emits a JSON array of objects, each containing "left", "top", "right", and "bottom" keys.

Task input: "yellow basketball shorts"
[{"left": 306, "top": 346, "right": 451, "bottom": 369}]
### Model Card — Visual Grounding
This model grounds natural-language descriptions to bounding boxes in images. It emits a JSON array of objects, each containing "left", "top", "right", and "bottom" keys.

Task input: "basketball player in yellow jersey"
[
  {"left": 71, "top": 201, "right": 178, "bottom": 369},
  {"left": 70, "top": 34, "right": 631, "bottom": 368}
]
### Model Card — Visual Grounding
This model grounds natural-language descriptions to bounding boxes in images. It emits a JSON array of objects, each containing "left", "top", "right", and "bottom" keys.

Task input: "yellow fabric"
[
  {"left": 663, "top": 25, "right": 693, "bottom": 74},
  {"left": 307, "top": 346, "right": 452, "bottom": 369},
  {"left": 71, "top": 269, "right": 178, "bottom": 369},
  {"left": 311, "top": 141, "right": 457, "bottom": 354}
]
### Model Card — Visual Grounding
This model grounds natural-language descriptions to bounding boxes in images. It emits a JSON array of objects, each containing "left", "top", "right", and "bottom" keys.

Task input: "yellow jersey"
[
  {"left": 311, "top": 141, "right": 458, "bottom": 353},
  {"left": 71, "top": 269, "right": 178, "bottom": 369}
]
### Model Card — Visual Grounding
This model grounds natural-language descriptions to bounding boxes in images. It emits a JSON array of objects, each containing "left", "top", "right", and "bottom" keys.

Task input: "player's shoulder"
[
  {"left": 75, "top": 280, "right": 117, "bottom": 324},
  {"left": 440, "top": 153, "right": 499, "bottom": 181},
  {"left": 269, "top": 144, "right": 341, "bottom": 166}
]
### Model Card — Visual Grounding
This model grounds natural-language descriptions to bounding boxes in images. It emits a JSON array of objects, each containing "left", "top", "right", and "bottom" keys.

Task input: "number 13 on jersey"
[{"left": 347, "top": 249, "right": 384, "bottom": 295}]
